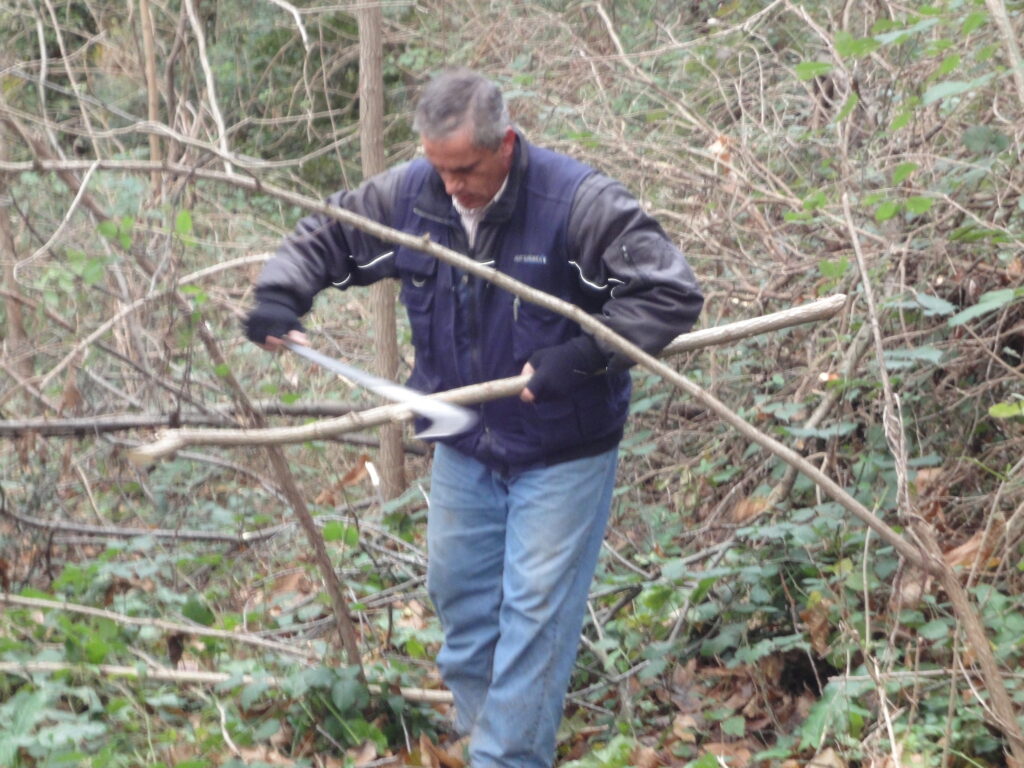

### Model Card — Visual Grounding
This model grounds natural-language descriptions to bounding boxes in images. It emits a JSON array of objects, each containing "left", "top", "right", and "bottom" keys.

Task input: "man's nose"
[{"left": 442, "top": 173, "right": 463, "bottom": 196}]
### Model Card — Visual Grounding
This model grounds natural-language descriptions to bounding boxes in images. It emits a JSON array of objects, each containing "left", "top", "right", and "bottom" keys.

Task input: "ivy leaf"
[
  {"left": 963, "top": 125, "right": 1009, "bottom": 155},
  {"left": 722, "top": 715, "right": 747, "bottom": 737},
  {"left": 182, "top": 594, "right": 216, "bottom": 626},
  {"left": 919, "top": 618, "right": 951, "bottom": 640}
]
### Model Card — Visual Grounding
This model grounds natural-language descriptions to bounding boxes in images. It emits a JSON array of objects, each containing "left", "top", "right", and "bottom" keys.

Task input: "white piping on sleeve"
[
  {"left": 569, "top": 260, "right": 622, "bottom": 293},
  {"left": 333, "top": 250, "right": 395, "bottom": 286},
  {"left": 357, "top": 250, "right": 395, "bottom": 269}
]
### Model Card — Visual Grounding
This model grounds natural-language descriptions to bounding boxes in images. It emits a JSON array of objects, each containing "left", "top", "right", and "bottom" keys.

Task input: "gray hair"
[{"left": 413, "top": 69, "right": 511, "bottom": 150}]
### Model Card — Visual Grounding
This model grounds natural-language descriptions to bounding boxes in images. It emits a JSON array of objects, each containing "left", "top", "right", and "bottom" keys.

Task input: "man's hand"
[
  {"left": 244, "top": 291, "right": 306, "bottom": 350},
  {"left": 520, "top": 335, "right": 606, "bottom": 403}
]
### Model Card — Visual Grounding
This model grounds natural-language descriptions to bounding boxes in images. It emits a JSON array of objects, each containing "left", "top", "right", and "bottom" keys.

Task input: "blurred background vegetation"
[{"left": 2, "top": 0, "right": 1024, "bottom": 766}]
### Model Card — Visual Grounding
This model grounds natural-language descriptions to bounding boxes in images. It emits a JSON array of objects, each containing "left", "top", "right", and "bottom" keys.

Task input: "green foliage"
[{"left": 6, "top": 0, "right": 1024, "bottom": 765}]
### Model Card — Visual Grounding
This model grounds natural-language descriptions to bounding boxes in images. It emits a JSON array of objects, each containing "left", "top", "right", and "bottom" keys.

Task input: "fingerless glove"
[
  {"left": 244, "top": 289, "right": 305, "bottom": 343},
  {"left": 526, "top": 335, "right": 607, "bottom": 402}
]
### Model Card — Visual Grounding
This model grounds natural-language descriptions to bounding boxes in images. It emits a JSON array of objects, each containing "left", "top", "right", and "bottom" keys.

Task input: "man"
[{"left": 245, "top": 69, "right": 703, "bottom": 767}]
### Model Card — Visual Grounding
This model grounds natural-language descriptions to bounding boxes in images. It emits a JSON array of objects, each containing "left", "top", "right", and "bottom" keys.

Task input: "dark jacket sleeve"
[
  {"left": 567, "top": 173, "right": 704, "bottom": 370},
  {"left": 254, "top": 164, "right": 407, "bottom": 313}
]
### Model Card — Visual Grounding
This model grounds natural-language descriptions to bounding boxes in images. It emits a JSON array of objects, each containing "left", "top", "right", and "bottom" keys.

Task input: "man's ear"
[{"left": 500, "top": 128, "right": 516, "bottom": 162}]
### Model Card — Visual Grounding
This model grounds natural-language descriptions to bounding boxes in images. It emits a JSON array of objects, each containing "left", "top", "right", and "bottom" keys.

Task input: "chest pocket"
[{"left": 395, "top": 247, "right": 440, "bottom": 365}]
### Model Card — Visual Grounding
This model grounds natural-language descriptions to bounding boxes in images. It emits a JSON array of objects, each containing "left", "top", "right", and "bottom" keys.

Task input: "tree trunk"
[
  {"left": 139, "top": 0, "right": 164, "bottom": 194},
  {"left": 357, "top": 4, "right": 405, "bottom": 499},
  {"left": 0, "top": 130, "right": 34, "bottom": 411}
]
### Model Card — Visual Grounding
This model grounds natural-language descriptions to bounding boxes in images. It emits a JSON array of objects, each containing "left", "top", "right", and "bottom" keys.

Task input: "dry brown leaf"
[
  {"left": 274, "top": 570, "right": 314, "bottom": 596},
  {"left": 888, "top": 567, "right": 932, "bottom": 612},
  {"left": 59, "top": 371, "right": 84, "bottom": 415},
  {"left": 944, "top": 521, "right": 1003, "bottom": 570},
  {"left": 630, "top": 745, "right": 662, "bottom": 768},
  {"left": 397, "top": 599, "right": 431, "bottom": 631},
  {"left": 341, "top": 454, "right": 372, "bottom": 487},
  {"left": 314, "top": 487, "right": 338, "bottom": 506},
  {"left": 237, "top": 745, "right": 295, "bottom": 765},
  {"left": 708, "top": 135, "right": 733, "bottom": 173},
  {"left": 913, "top": 467, "right": 945, "bottom": 497},
  {"left": 418, "top": 732, "right": 442, "bottom": 768},
  {"left": 672, "top": 713, "right": 699, "bottom": 743},
  {"left": 704, "top": 741, "right": 753, "bottom": 767},
  {"left": 723, "top": 681, "right": 754, "bottom": 712},
  {"left": 807, "top": 746, "right": 847, "bottom": 768},
  {"left": 346, "top": 741, "right": 378, "bottom": 765},
  {"left": 800, "top": 598, "right": 833, "bottom": 656},
  {"left": 731, "top": 496, "right": 770, "bottom": 524}
]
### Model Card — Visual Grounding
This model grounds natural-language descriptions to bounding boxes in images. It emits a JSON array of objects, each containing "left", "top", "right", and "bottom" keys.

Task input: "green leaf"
[
  {"left": 989, "top": 400, "right": 1024, "bottom": 419},
  {"left": 722, "top": 715, "right": 746, "bottom": 737},
  {"left": 795, "top": 61, "right": 833, "bottom": 81},
  {"left": 802, "top": 190, "right": 828, "bottom": 211},
  {"left": 962, "top": 11, "right": 988, "bottom": 35},
  {"left": 918, "top": 618, "right": 951, "bottom": 640},
  {"left": 241, "top": 680, "right": 271, "bottom": 709},
  {"left": 331, "top": 670, "right": 369, "bottom": 714},
  {"left": 689, "top": 754, "right": 722, "bottom": 768},
  {"left": 905, "top": 196, "right": 934, "bottom": 215},
  {"left": 835, "top": 31, "right": 879, "bottom": 59},
  {"left": 785, "top": 422, "right": 858, "bottom": 439},
  {"left": 892, "top": 162, "right": 918, "bottom": 183},
  {"left": 874, "top": 201, "right": 899, "bottom": 222},
  {"left": 935, "top": 53, "right": 960, "bottom": 77},
  {"left": 81, "top": 259, "right": 106, "bottom": 286},
  {"left": 84, "top": 635, "right": 110, "bottom": 663},
  {"left": 252, "top": 718, "right": 280, "bottom": 741},
  {"left": 890, "top": 109, "right": 912, "bottom": 131},
  {"left": 922, "top": 80, "right": 971, "bottom": 104},
  {"left": 322, "top": 521, "right": 358, "bottom": 544},
  {"left": 175, "top": 210, "right": 194, "bottom": 236},
  {"left": 948, "top": 288, "right": 1019, "bottom": 326},
  {"left": 963, "top": 125, "right": 1009, "bottom": 155},
  {"left": 818, "top": 256, "right": 849, "bottom": 279},
  {"left": 182, "top": 594, "right": 216, "bottom": 626},
  {"left": 874, "top": 17, "right": 940, "bottom": 45},
  {"left": 97, "top": 220, "right": 118, "bottom": 239},
  {"left": 910, "top": 292, "right": 956, "bottom": 317},
  {"left": 883, "top": 346, "right": 944, "bottom": 369},
  {"left": 835, "top": 91, "right": 859, "bottom": 122}
]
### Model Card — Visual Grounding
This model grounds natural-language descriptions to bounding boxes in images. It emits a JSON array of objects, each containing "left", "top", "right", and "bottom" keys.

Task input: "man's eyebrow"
[{"left": 440, "top": 159, "right": 481, "bottom": 175}]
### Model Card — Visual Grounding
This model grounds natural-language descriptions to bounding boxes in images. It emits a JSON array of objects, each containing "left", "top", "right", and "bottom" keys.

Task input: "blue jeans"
[{"left": 426, "top": 443, "right": 619, "bottom": 768}]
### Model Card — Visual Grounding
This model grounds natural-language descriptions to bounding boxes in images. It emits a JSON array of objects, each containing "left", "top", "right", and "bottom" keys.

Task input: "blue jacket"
[
  {"left": 255, "top": 134, "right": 703, "bottom": 471},
  {"left": 391, "top": 144, "right": 632, "bottom": 470}
]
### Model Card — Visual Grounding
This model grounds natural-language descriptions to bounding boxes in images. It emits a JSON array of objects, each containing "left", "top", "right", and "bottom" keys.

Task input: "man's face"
[{"left": 421, "top": 125, "right": 515, "bottom": 210}]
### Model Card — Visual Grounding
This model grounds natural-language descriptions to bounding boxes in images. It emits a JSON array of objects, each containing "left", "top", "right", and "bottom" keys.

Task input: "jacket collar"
[{"left": 413, "top": 131, "right": 528, "bottom": 226}]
